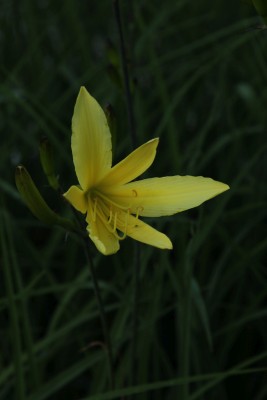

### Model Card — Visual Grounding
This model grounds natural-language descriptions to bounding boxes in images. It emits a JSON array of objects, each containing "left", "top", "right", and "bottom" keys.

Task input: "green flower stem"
[
  {"left": 113, "top": 0, "right": 137, "bottom": 148},
  {"left": 131, "top": 243, "right": 140, "bottom": 384},
  {"left": 63, "top": 198, "right": 115, "bottom": 389},
  {"left": 82, "top": 240, "right": 115, "bottom": 389}
]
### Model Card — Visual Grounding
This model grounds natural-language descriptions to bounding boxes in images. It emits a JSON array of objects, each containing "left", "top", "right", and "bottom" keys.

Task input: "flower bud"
[
  {"left": 105, "top": 104, "right": 117, "bottom": 137},
  {"left": 39, "top": 137, "right": 59, "bottom": 191},
  {"left": 107, "top": 64, "right": 123, "bottom": 89},
  {"left": 15, "top": 165, "right": 77, "bottom": 233},
  {"left": 253, "top": 0, "right": 267, "bottom": 24},
  {"left": 107, "top": 40, "right": 120, "bottom": 69}
]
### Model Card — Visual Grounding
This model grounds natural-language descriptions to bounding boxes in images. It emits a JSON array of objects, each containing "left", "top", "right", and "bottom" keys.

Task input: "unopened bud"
[
  {"left": 253, "top": 0, "right": 267, "bottom": 24},
  {"left": 15, "top": 165, "right": 77, "bottom": 233},
  {"left": 105, "top": 104, "right": 117, "bottom": 137},
  {"left": 39, "top": 137, "right": 59, "bottom": 191},
  {"left": 107, "top": 40, "right": 120, "bottom": 69},
  {"left": 107, "top": 64, "right": 123, "bottom": 89}
]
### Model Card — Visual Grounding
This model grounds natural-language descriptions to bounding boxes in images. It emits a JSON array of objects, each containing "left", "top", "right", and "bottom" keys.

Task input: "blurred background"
[{"left": 1, "top": 1, "right": 267, "bottom": 399}]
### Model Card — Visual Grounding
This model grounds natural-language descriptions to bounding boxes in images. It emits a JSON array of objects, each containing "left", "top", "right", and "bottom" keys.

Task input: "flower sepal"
[{"left": 39, "top": 137, "right": 60, "bottom": 191}]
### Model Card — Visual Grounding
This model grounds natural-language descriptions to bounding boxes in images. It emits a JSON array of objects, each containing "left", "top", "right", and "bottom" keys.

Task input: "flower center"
[{"left": 88, "top": 190, "right": 142, "bottom": 240}]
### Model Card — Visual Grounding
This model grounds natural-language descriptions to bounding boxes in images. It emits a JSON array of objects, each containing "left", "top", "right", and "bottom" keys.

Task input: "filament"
[
  {"left": 112, "top": 212, "right": 118, "bottom": 232},
  {"left": 108, "top": 208, "right": 113, "bottom": 223},
  {"left": 94, "top": 190, "right": 131, "bottom": 211},
  {"left": 88, "top": 191, "right": 143, "bottom": 241}
]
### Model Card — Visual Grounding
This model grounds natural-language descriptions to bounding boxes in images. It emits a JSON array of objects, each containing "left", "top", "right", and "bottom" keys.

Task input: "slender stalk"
[
  {"left": 131, "top": 242, "right": 140, "bottom": 384},
  {"left": 113, "top": 0, "right": 137, "bottom": 148},
  {"left": 64, "top": 201, "right": 114, "bottom": 389},
  {"left": 113, "top": 0, "right": 140, "bottom": 388},
  {"left": 83, "top": 238, "right": 115, "bottom": 389}
]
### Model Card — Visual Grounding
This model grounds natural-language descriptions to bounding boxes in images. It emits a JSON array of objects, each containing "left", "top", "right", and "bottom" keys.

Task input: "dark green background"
[{"left": 1, "top": 1, "right": 267, "bottom": 399}]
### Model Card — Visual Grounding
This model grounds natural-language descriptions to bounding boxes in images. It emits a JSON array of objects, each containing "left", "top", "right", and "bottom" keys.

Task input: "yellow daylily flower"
[{"left": 64, "top": 87, "right": 229, "bottom": 255}]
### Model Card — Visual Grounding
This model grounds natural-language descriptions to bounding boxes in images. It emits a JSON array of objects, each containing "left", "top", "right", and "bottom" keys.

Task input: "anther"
[{"left": 94, "top": 190, "right": 130, "bottom": 211}]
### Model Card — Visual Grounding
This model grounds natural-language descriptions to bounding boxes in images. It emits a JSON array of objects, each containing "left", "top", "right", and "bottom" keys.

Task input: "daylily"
[{"left": 64, "top": 87, "right": 229, "bottom": 255}]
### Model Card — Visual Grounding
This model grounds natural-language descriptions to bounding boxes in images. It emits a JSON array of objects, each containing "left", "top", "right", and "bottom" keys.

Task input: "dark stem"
[
  {"left": 113, "top": 0, "right": 137, "bottom": 148},
  {"left": 131, "top": 242, "right": 140, "bottom": 385},
  {"left": 83, "top": 239, "right": 115, "bottom": 389},
  {"left": 113, "top": 0, "right": 140, "bottom": 388},
  {"left": 61, "top": 187, "right": 115, "bottom": 388}
]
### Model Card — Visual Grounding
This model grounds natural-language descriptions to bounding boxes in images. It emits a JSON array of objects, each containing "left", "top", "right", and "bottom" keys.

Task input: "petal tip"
[
  {"left": 148, "top": 137, "right": 159, "bottom": 147},
  {"left": 217, "top": 182, "right": 230, "bottom": 194},
  {"left": 77, "top": 86, "right": 89, "bottom": 101},
  {"left": 79, "top": 86, "right": 87, "bottom": 93},
  {"left": 164, "top": 238, "right": 173, "bottom": 250},
  {"left": 87, "top": 227, "right": 120, "bottom": 255}
]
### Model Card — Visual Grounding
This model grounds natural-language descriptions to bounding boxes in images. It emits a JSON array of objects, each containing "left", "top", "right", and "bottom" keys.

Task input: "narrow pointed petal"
[
  {"left": 71, "top": 87, "right": 112, "bottom": 190},
  {"left": 86, "top": 213, "right": 120, "bottom": 256},
  {"left": 99, "top": 138, "right": 159, "bottom": 187},
  {"left": 116, "top": 213, "right": 173, "bottom": 249},
  {"left": 103, "top": 176, "right": 229, "bottom": 217},
  {"left": 63, "top": 185, "right": 87, "bottom": 213}
]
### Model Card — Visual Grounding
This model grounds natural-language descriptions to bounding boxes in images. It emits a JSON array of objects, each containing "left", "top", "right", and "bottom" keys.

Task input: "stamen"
[
  {"left": 135, "top": 206, "right": 144, "bottom": 220},
  {"left": 107, "top": 206, "right": 118, "bottom": 233},
  {"left": 88, "top": 191, "right": 144, "bottom": 242},
  {"left": 116, "top": 209, "right": 130, "bottom": 240},
  {"left": 108, "top": 208, "right": 113, "bottom": 223},
  {"left": 112, "top": 212, "right": 117, "bottom": 232},
  {"left": 94, "top": 190, "right": 131, "bottom": 211},
  {"left": 93, "top": 199, "right": 126, "bottom": 241}
]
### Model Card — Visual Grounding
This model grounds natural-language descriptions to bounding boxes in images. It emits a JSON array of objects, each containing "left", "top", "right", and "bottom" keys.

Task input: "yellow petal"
[
  {"left": 71, "top": 87, "right": 112, "bottom": 191},
  {"left": 99, "top": 138, "right": 159, "bottom": 187},
  {"left": 116, "top": 212, "right": 173, "bottom": 249},
  {"left": 63, "top": 185, "right": 87, "bottom": 213},
  {"left": 86, "top": 210, "right": 120, "bottom": 256},
  {"left": 103, "top": 176, "right": 229, "bottom": 217}
]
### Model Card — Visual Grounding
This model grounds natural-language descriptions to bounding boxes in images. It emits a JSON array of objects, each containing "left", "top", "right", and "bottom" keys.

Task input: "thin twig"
[
  {"left": 63, "top": 196, "right": 114, "bottom": 389},
  {"left": 131, "top": 242, "right": 140, "bottom": 384},
  {"left": 113, "top": 0, "right": 137, "bottom": 148}
]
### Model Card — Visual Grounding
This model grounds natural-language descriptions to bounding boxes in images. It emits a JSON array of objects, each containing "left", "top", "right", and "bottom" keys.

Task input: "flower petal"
[
  {"left": 116, "top": 212, "right": 173, "bottom": 249},
  {"left": 86, "top": 210, "right": 120, "bottom": 256},
  {"left": 99, "top": 138, "right": 159, "bottom": 187},
  {"left": 63, "top": 185, "right": 87, "bottom": 213},
  {"left": 103, "top": 176, "right": 229, "bottom": 217},
  {"left": 71, "top": 87, "right": 112, "bottom": 190}
]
